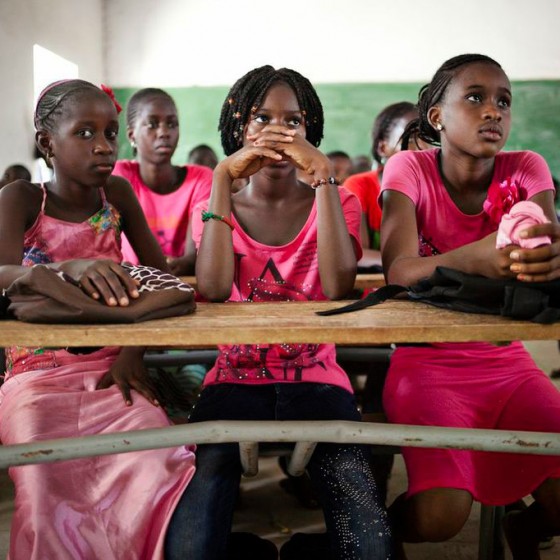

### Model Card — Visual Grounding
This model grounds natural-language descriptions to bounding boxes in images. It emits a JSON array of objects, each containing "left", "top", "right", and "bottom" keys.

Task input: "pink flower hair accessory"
[
  {"left": 483, "top": 177, "right": 527, "bottom": 226},
  {"left": 496, "top": 200, "right": 551, "bottom": 249},
  {"left": 100, "top": 84, "right": 122, "bottom": 114}
]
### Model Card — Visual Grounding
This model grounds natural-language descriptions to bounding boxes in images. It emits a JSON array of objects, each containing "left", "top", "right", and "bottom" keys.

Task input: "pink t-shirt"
[
  {"left": 113, "top": 161, "right": 212, "bottom": 263},
  {"left": 381, "top": 149, "right": 554, "bottom": 256},
  {"left": 192, "top": 188, "right": 362, "bottom": 391}
]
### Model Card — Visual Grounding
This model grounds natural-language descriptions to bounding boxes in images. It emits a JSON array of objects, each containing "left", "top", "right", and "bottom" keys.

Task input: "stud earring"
[
  {"left": 130, "top": 141, "right": 136, "bottom": 149},
  {"left": 435, "top": 122, "right": 444, "bottom": 131}
]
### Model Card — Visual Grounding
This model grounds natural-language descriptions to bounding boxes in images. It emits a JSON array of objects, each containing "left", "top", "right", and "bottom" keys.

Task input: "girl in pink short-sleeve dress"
[{"left": 380, "top": 54, "right": 560, "bottom": 557}]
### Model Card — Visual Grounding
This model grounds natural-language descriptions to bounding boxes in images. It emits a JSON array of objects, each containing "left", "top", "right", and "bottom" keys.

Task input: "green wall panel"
[{"left": 114, "top": 81, "right": 560, "bottom": 178}]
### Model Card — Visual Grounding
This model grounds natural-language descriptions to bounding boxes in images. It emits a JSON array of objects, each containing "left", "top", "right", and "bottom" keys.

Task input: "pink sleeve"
[
  {"left": 191, "top": 200, "right": 209, "bottom": 250},
  {"left": 188, "top": 165, "right": 213, "bottom": 218},
  {"left": 515, "top": 151, "right": 554, "bottom": 199},
  {"left": 339, "top": 189, "right": 363, "bottom": 260},
  {"left": 380, "top": 150, "right": 422, "bottom": 206},
  {"left": 112, "top": 160, "right": 133, "bottom": 180}
]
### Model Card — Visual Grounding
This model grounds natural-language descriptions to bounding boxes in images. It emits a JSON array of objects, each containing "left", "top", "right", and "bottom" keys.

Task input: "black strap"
[
  {"left": 0, "top": 292, "right": 9, "bottom": 320},
  {"left": 316, "top": 284, "right": 407, "bottom": 316}
]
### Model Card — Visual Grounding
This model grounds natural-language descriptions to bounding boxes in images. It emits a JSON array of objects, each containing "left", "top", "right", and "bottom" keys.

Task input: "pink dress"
[
  {"left": 191, "top": 188, "right": 362, "bottom": 392},
  {"left": 380, "top": 149, "right": 560, "bottom": 505},
  {"left": 0, "top": 185, "right": 196, "bottom": 559},
  {"left": 112, "top": 161, "right": 212, "bottom": 264}
]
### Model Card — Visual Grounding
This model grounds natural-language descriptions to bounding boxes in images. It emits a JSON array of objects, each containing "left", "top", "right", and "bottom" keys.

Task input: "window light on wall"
[{"left": 33, "top": 44, "right": 78, "bottom": 104}]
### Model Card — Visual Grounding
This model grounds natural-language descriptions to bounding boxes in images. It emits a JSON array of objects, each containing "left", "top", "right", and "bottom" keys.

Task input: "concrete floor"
[{"left": 0, "top": 340, "right": 558, "bottom": 558}]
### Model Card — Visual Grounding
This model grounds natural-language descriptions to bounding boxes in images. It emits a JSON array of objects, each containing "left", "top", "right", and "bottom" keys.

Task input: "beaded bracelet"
[
  {"left": 310, "top": 176, "right": 340, "bottom": 190},
  {"left": 201, "top": 210, "right": 235, "bottom": 231}
]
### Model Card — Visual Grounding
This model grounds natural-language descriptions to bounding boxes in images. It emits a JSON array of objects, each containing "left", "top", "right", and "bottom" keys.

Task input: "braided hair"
[
  {"left": 403, "top": 54, "right": 502, "bottom": 147},
  {"left": 34, "top": 79, "right": 103, "bottom": 132},
  {"left": 371, "top": 101, "right": 416, "bottom": 166},
  {"left": 218, "top": 65, "right": 324, "bottom": 156}
]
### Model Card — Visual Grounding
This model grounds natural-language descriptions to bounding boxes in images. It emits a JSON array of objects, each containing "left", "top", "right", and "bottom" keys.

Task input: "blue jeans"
[{"left": 164, "top": 383, "right": 393, "bottom": 559}]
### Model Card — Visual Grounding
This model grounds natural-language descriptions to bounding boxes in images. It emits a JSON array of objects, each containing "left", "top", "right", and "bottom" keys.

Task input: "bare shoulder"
[
  {"left": 0, "top": 179, "right": 42, "bottom": 201},
  {"left": 103, "top": 174, "right": 136, "bottom": 211},
  {"left": 0, "top": 180, "right": 43, "bottom": 225}
]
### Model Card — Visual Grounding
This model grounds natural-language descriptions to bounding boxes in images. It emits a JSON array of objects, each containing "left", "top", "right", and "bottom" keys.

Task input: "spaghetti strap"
[
  {"left": 39, "top": 183, "right": 48, "bottom": 213},
  {"left": 98, "top": 187, "right": 107, "bottom": 205}
]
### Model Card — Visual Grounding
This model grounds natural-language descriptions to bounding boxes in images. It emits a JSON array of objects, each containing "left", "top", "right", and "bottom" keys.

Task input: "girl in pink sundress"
[{"left": 0, "top": 79, "right": 195, "bottom": 560}]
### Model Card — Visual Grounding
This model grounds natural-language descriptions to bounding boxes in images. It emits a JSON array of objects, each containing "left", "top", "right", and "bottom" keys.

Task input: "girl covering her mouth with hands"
[{"left": 165, "top": 65, "right": 393, "bottom": 560}]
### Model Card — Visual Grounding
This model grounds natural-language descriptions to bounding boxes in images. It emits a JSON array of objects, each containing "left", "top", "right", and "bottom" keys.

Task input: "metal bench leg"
[
  {"left": 239, "top": 442, "right": 259, "bottom": 477},
  {"left": 478, "top": 504, "right": 505, "bottom": 560},
  {"left": 287, "top": 442, "right": 317, "bottom": 476},
  {"left": 239, "top": 441, "right": 317, "bottom": 478}
]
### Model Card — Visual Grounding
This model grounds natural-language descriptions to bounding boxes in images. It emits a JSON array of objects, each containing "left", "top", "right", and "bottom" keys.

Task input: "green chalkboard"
[{"left": 114, "top": 80, "right": 560, "bottom": 178}]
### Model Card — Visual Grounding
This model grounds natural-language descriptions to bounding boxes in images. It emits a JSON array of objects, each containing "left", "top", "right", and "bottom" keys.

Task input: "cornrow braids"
[
  {"left": 413, "top": 53, "right": 502, "bottom": 146},
  {"left": 125, "top": 88, "right": 176, "bottom": 129},
  {"left": 371, "top": 101, "right": 416, "bottom": 166},
  {"left": 218, "top": 65, "right": 324, "bottom": 156},
  {"left": 400, "top": 120, "right": 421, "bottom": 151},
  {"left": 34, "top": 79, "right": 102, "bottom": 132}
]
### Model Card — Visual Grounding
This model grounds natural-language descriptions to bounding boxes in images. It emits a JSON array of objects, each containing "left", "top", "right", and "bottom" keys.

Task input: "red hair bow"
[{"left": 100, "top": 84, "right": 122, "bottom": 114}]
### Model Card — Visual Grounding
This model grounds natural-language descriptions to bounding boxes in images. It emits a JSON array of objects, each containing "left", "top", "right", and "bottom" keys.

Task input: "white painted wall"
[
  {"left": 0, "top": 0, "right": 104, "bottom": 173},
  {"left": 1, "top": 0, "right": 559, "bottom": 173},
  {"left": 105, "top": 0, "right": 560, "bottom": 87}
]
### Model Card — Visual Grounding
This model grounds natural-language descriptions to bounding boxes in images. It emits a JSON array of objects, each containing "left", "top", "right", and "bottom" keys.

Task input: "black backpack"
[{"left": 318, "top": 266, "right": 560, "bottom": 324}]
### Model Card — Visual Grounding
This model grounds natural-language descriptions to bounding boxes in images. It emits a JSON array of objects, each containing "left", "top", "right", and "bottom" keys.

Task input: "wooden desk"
[
  {"left": 1, "top": 300, "right": 560, "bottom": 348},
  {"left": 2, "top": 297, "right": 557, "bottom": 560},
  {"left": 353, "top": 273, "right": 385, "bottom": 290},
  {"left": 181, "top": 273, "right": 386, "bottom": 293}
]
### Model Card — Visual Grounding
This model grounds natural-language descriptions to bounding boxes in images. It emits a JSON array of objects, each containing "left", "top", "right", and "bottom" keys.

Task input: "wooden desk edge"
[
  {"left": 181, "top": 273, "right": 386, "bottom": 291},
  {"left": 1, "top": 300, "right": 560, "bottom": 347}
]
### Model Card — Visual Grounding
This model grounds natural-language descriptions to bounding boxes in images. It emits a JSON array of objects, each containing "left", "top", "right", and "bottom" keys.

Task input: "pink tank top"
[{"left": 5, "top": 184, "right": 123, "bottom": 378}]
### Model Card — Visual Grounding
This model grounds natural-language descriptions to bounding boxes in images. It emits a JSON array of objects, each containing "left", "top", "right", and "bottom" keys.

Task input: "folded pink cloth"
[{"left": 496, "top": 200, "right": 551, "bottom": 249}]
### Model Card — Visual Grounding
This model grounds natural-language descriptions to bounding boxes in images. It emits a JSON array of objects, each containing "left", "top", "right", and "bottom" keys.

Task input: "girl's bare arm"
[
  {"left": 381, "top": 190, "right": 515, "bottom": 286},
  {"left": 106, "top": 175, "right": 168, "bottom": 272}
]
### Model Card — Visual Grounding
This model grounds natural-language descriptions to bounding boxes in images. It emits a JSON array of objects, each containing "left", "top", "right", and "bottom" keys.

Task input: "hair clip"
[{"left": 100, "top": 84, "right": 122, "bottom": 114}]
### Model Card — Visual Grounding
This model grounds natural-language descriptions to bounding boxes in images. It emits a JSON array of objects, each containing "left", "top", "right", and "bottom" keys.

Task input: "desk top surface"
[
  {"left": 181, "top": 274, "right": 386, "bottom": 291},
  {"left": 1, "top": 300, "right": 559, "bottom": 347}
]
